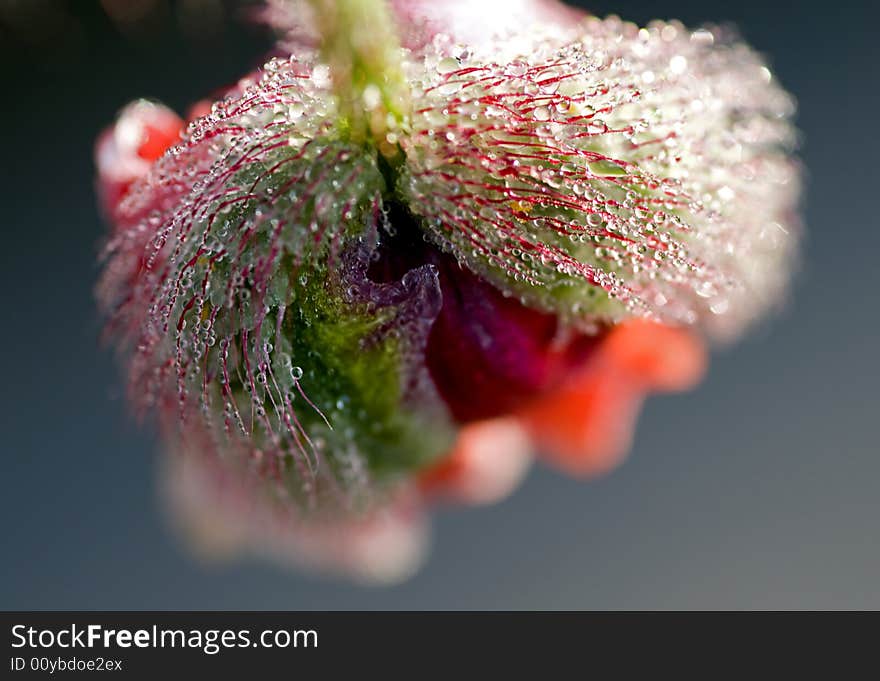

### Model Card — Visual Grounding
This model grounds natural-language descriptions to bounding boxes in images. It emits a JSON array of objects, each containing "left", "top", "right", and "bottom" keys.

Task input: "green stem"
[{"left": 305, "top": 0, "right": 409, "bottom": 155}]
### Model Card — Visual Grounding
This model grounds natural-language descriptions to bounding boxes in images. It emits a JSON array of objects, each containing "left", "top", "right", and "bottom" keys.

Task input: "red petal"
[{"left": 95, "top": 101, "right": 183, "bottom": 224}]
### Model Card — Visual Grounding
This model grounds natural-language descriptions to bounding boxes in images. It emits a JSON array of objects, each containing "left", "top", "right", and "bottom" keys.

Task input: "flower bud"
[{"left": 97, "top": 0, "right": 800, "bottom": 581}]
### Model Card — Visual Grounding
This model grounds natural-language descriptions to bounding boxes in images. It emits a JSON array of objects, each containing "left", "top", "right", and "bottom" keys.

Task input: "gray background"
[{"left": 1, "top": 0, "right": 877, "bottom": 609}]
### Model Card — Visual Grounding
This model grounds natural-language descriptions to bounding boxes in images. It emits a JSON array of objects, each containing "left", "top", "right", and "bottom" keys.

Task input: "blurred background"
[{"left": 1, "top": 0, "right": 877, "bottom": 609}]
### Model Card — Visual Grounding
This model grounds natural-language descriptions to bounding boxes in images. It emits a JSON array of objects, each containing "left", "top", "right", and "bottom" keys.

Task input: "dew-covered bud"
[
  {"left": 97, "top": 0, "right": 800, "bottom": 581},
  {"left": 400, "top": 17, "right": 800, "bottom": 339}
]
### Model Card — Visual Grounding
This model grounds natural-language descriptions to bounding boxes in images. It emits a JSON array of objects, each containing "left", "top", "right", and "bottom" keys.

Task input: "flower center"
[{"left": 369, "top": 201, "right": 605, "bottom": 423}]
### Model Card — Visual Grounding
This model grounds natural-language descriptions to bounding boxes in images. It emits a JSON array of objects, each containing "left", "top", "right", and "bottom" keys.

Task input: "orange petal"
[
  {"left": 518, "top": 320, "right": 706, "bottom": 477},
  {"left": 518, "top": 368, "right": 642, "bottom": 476},
  {"left": 419, "top": 417, "right": 532, "bottom": 505},
  {"left": 603, "top": 318, "right": 706, "bottom": 391}
]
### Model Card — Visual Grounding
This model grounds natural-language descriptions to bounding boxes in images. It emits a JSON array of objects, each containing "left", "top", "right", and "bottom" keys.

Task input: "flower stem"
[{"left": 306, "top": 0, "right": 409, "bottom": 155}]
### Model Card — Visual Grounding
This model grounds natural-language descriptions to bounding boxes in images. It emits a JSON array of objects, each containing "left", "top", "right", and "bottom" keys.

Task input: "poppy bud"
[{"left": 97, "top": 0, "right": 800, "bottom": 581}]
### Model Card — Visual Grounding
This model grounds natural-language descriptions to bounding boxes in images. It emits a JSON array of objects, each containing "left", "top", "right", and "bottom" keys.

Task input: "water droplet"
[
  {"left": 437, "top": 57, "right": 459, "bottom": 74},
  {"left": 588, "top": 159, "right": 627, "bottom": 177}
]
